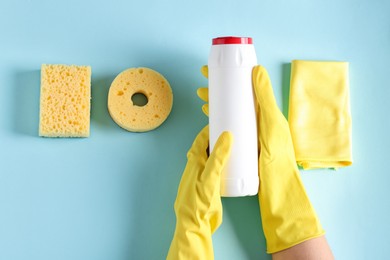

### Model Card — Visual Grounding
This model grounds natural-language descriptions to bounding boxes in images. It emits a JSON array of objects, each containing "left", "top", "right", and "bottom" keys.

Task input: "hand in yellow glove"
[
  {"left": 198, "top": 65, "right": 324, "bottom": 254},
  {"left": 167, "top": 125, "right": 233, "bottom": 260},
  {"left": 253, "top": 66, "right": 324, "bottom": 253}
]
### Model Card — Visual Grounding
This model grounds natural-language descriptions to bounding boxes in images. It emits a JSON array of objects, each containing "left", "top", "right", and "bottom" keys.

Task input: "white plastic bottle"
[{"left": 208, "top": 36, "right": 259, "bottom": 197}]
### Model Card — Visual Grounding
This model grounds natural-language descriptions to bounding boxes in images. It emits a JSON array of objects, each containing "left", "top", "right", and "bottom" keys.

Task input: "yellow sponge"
[
  {"left": 108, "top": 67, "right": 173, "bottom": 132},
  {"left": 39, "top": 64, "right": 91, "bottom": 137}
]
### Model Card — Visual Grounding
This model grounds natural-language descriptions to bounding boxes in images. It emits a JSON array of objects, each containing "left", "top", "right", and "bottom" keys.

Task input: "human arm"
[
  {"left": 252, "top": 66, "right": 334, "bottom": 259},
  {"left": 272, "top": 236, "right": 334, "bottom": 260}
]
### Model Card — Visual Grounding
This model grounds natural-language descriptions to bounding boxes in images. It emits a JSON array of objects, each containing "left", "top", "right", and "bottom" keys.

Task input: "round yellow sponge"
[{"left": 108, "top": 67, "right": 173, "bottom": 132}]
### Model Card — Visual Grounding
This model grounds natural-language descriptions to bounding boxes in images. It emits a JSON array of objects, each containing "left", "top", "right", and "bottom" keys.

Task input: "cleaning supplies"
[
  {"left": 208, "top": 36, "right": 259, "bottom": 197},
  {"left": 289, "top": 60, "right": 352, "bottom": 169}
]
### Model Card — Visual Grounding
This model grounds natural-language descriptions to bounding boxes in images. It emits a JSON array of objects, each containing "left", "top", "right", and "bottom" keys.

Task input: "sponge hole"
[{"left": 131, "top": 92, "right": 148, "bottom": 107}]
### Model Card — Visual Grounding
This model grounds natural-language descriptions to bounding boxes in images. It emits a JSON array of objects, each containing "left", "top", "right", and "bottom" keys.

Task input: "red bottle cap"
[{"left": 212, "top": 36, "right": 253, "bottom": 45}]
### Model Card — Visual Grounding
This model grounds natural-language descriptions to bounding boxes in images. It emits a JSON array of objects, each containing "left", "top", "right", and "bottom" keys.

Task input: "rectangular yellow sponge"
[{"left": 39, "top": 64, "right": 91, "bottom": 137}]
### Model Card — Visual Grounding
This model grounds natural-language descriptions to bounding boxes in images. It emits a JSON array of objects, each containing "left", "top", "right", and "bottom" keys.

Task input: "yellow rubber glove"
[
  {"left": 167, "top": 125, "right": 233, "bottom": 260},
  {"left": 289, "top": 60, "right": 352, "bottom": 169},
  {"left": 198, "top": 65, "right": 324, "bottom": 254},
  {"left": 253, "top": 66, "right": 325, "bottom": 253}
]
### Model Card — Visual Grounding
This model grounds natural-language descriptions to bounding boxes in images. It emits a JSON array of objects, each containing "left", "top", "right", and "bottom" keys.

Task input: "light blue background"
[{"left": 0, "top": 0, "right": 389, "bottom": 259}]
